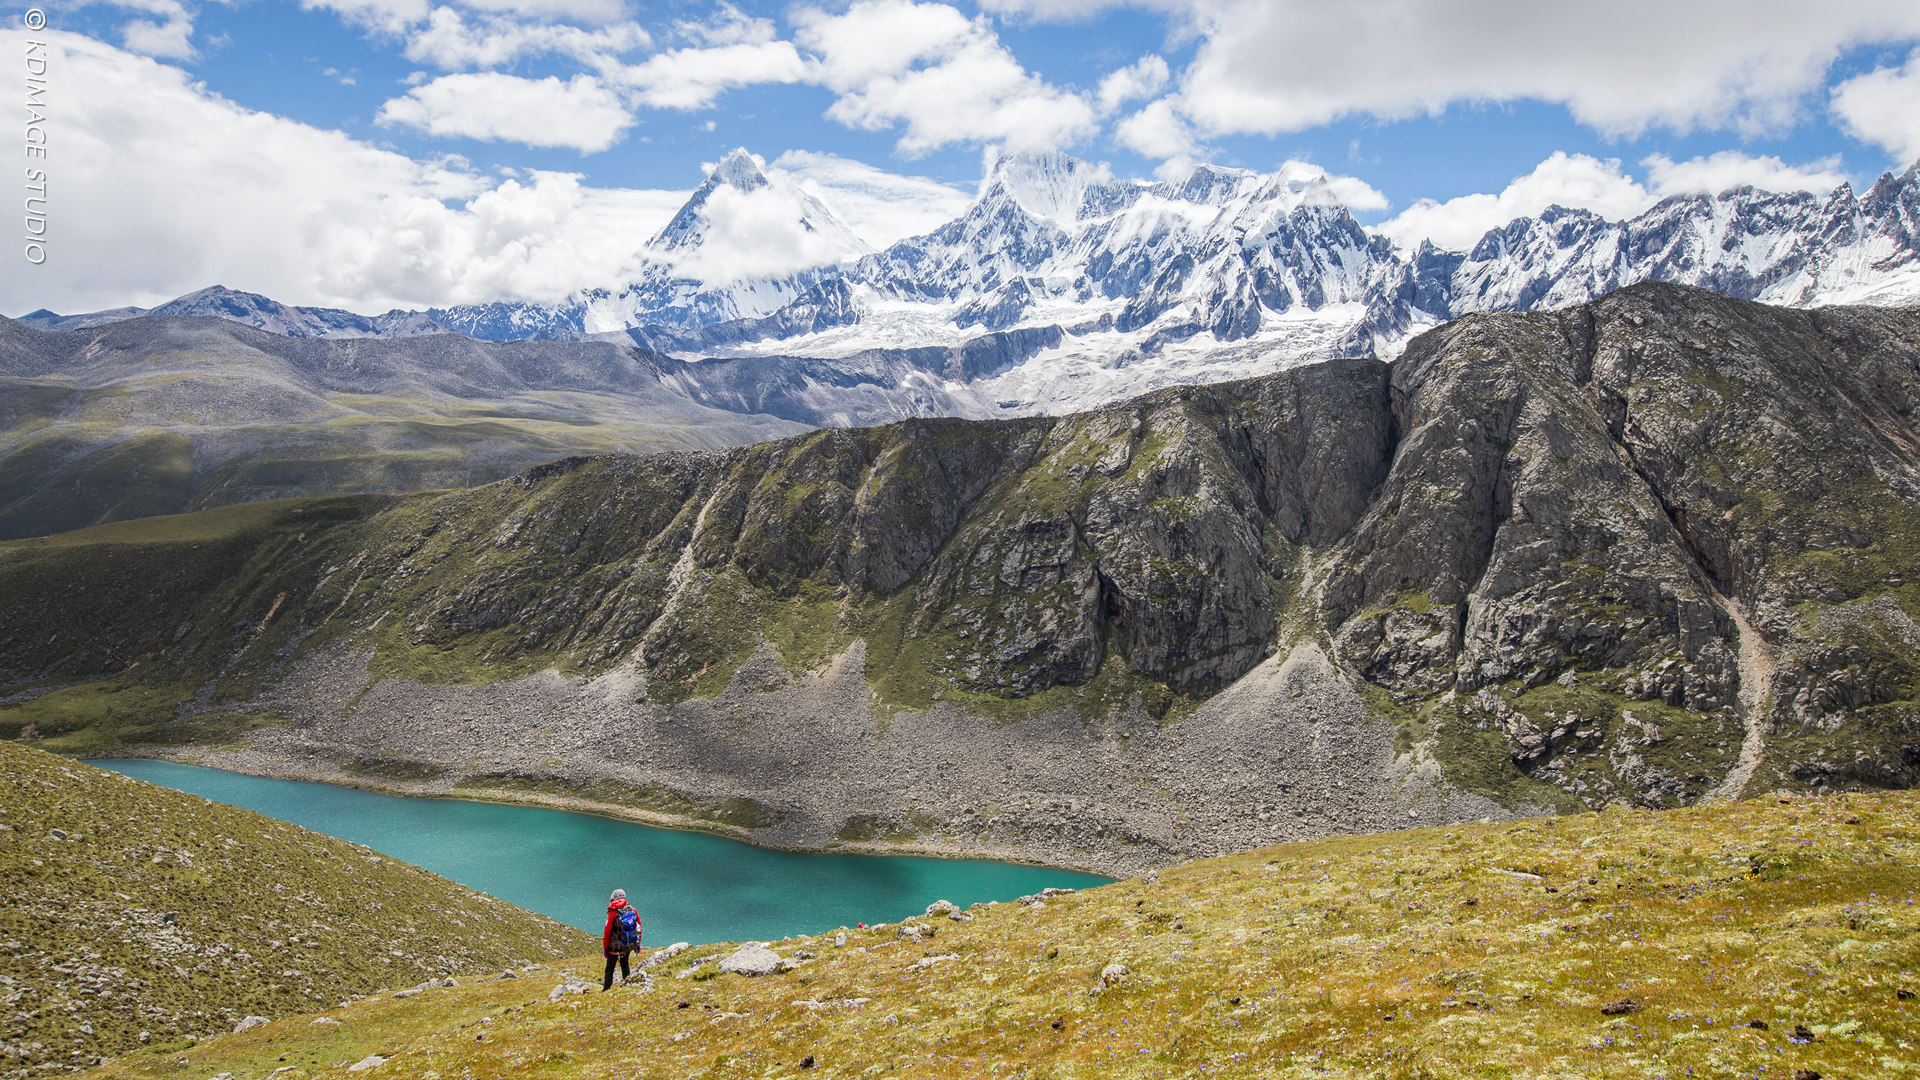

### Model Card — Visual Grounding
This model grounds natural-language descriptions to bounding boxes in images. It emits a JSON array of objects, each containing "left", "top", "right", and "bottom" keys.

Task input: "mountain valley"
[{"left": 3, "top": 283, "right": 1916, "bottom": 873}]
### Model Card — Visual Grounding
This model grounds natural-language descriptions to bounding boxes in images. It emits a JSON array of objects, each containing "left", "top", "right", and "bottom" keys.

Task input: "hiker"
[{"left": 602, "top": 888, "right": 642, "bottom": 990}]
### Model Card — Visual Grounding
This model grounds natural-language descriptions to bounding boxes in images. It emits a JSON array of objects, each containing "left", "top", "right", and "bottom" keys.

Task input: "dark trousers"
[{"left": 603, "top": 951, "right": 630, "bottom": 990}]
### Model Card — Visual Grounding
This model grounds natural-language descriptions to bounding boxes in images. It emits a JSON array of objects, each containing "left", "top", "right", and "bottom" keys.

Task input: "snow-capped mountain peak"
[
  {"left": 27, "top": 152, "right": 1920, "bottom": 422},
  {"left": 981, "top": 149, "right": 1127, "bottom": 227},
  {"left": 650, "top": 148, "right": 833, "bottom": 253}
]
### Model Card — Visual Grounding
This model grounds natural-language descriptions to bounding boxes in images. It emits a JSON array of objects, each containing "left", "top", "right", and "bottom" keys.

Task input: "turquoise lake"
[{"left": 93, "top": 760, "right": 1108, "bottom": 945}]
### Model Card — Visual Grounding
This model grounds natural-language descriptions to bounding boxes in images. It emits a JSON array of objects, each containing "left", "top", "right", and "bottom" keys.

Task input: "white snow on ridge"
[{"left": 29, "top": 152, "right": 1920, "bottom": 425}]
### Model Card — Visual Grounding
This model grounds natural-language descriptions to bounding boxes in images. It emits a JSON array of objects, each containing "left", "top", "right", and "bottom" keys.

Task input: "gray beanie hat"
[{"left": 610, "top": 888, "right": 626, "bottom": 901}]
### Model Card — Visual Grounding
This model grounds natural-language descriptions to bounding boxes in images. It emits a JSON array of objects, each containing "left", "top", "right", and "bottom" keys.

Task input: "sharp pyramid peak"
[
  {"left": 644, "top": 147, "right": 870, "bottom": 271},
  {"left": 651, "top": 149, "right": 778, "bottom": 251},
  {"left": 707, "top": 147, "right": 771, "bottom": 192}
]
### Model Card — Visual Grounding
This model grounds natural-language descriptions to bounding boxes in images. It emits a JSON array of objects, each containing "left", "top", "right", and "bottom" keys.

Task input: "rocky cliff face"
[{"left": 3, "top": 284, "right": 1916, "bottom": 869}]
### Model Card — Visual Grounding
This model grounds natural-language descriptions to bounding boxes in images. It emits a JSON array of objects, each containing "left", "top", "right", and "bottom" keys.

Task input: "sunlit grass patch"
[{"left": 79, "top": 789, "right": 1919, "bottom": 1080}]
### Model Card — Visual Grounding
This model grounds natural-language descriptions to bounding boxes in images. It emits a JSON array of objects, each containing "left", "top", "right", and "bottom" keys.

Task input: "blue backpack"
[{"left": 612, "top": 905, "right": 640, "bottom": 951}]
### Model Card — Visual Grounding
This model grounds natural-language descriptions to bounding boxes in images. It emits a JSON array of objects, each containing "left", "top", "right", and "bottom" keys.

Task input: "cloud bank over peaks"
[
  {"left": 1, "top": 29, "right": 684, "bottom": 314},
  {"left": 772, "top": 151, "right": 975, "bottom": 247},
  {"left": 1374, "top": 151, "right": 1860, "bottom": 252}
]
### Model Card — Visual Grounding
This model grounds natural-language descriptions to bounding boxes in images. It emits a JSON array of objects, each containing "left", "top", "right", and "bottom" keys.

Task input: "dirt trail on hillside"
[{"left": 1708, "top": 601, "right": 1774, "bottom": 801}]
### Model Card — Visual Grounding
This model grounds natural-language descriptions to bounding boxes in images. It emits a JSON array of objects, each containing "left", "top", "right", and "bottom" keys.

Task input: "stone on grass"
[
  {"left": 642, "top": 942, "right": 691, "bottom": 970},
  {"left": 233, "top": 1016, "right": 269, "bottom": 1034},
  {"left": 346, "top": 1055, "right": 387, "bottom": 1073},
  {"left": 718, "top": 943, "right": 782, "bottom": 977},
  {"left": 548, "top": 977, "right": 593, "bottom": 1001},
  {"left": 1600, "top": 1000, "right": 1640, "bottom": 1016},
  {"left": 924, "top": 899, "right": 957, "bottom": 916}
]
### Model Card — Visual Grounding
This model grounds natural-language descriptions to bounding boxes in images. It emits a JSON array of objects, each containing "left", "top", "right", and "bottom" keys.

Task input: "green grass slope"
[
  {"left": 0, "top": 742, "right": 592, "bottom": 1075},
  {"left": 80, "top": 790, "right": 1918, "bottom": 1080}
]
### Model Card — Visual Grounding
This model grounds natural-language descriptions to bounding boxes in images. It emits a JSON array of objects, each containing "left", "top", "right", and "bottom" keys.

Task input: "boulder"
[
  {"left": 717, "top": 943, "right": 783, "bottom": 977},
  {"left": 547, "top": 977, "right": 593, "bottom": 1000},
  {"left": 641, "top": 942, "right": 692, "bottom": 970},
  {"left": 232, "top": 1016, "right": 269, "bottom": 1034}
]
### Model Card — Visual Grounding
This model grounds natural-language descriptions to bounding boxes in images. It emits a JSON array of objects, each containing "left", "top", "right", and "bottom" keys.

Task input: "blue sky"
[{"left": 9, "top": 0, "right": 1920, "bottom": 314}]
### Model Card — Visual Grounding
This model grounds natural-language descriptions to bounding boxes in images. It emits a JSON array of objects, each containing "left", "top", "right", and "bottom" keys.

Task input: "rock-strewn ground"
[{"left": 151, "top": 639, "right": 1507, "bottom": 878}]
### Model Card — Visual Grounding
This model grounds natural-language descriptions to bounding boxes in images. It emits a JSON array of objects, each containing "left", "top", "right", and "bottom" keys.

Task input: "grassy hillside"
[
  {"left": 0, "top": 742, "right": 592, "bottom": 1075},
  {"left": 78, "top": 789, "right": 1919, "bottom": 1080}
]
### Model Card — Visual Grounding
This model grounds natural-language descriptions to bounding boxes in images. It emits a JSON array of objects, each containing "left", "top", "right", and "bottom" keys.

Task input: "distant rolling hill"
[{"left": 0, "top": 315, "right": 810, "bottom": 540}]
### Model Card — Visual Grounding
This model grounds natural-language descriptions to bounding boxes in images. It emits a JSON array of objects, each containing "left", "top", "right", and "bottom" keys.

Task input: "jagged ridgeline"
[
  {"left": 3, "top": 283, "right": 1919, "bottom": 867},
  {"left": 0, "top": 741, "right": 590, "bottom": 1074}
]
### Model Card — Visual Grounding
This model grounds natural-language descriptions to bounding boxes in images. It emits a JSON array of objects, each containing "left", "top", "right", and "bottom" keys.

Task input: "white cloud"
[
  {"left": 302, "top": 0, "right": 625, "bottom": 33},
  {"left": 1831, "top": 48, "right": 1920, "bottom": 165},
  {"left": 1115, "top": 97, "right": 1196, "bottom": 159},
  {"left": 1274, "top": 160, "right": 1388, "bottom": 212},
  {"left": 665, "top": 182, "right": 869, "bottom": 286},
  {"left": 792, "top": 0, "right": 1099, "bottom": 155},
  {"left": 1642, "top": 151, "right": 1850, "bottom": 197},
  {"left": 299, "top": 0, "right": 432, "bottom": 35},
  {"left": 1097, "top": 54, "right": 1168, "bottom": 113},
  {"left": 613, "top": 39, "right": 810, "bottom": 109},
  {"left": 1169, "top": 0, "right": 1920, "bottom": 140},
  {"left": 1374, "top": 152, "right": 1655, "bottom": 251},
  {"left": 75, "top": 0, "right": 199, "bottom": 59},
  {"left": 456, "top": 0, "right": 631, "bottom": 21},
  {"left": 771, "top": 150, "right": 973, "bottom": 245},
  {"left": 1374, "top": 149, "right": 1859, "bottom": 252},
  {"left": 0, "top": 30, "right": 687, "bottom": 315},
  {"left": 377, "top": 72, "right": 634, "bottom": 152},
  {"left": 402, "top": 6, "right": 648, "bottom": 70},
  {"left": 673, "top": 3, "right": 778, "bottom": 47},
  {"left": 975, "top": 0, "right": 1141, "bottom": 19}
]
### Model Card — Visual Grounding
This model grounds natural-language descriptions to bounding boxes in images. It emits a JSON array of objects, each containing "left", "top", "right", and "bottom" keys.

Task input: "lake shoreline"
[{"left": 82, "top": 743, "right": 1130, "bottom": 880}]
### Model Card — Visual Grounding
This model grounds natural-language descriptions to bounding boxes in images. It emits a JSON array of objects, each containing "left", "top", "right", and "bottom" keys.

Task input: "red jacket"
[{"left": 603, "top": 899, "right": 640, "bottom": 956}]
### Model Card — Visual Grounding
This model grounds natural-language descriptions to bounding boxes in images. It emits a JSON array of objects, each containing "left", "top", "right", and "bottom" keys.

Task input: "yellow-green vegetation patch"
[
  {"left": 81, "top": 790, "right": 1920, "bottom": 1080},
  {"left": 0, "top": 741, "right": 591, "bottom": 1074}
]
